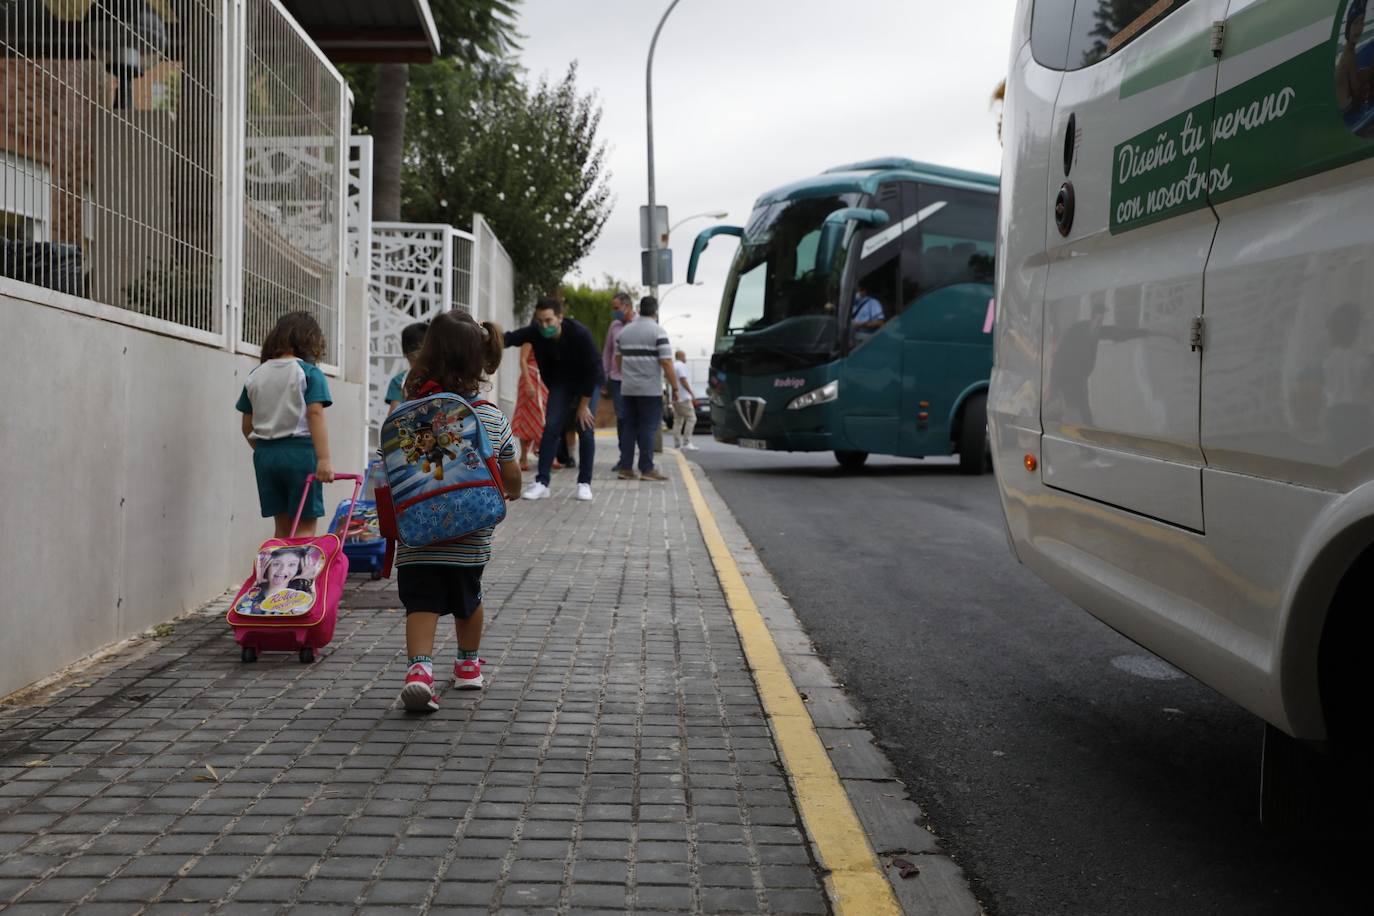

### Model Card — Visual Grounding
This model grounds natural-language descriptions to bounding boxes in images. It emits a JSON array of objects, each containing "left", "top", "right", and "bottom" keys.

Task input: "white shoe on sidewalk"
[
  {"left": 575, "top": 483, "right": 593, "bottom": 501},
  {"left": 522, "top": 482, "right": 550, "bottom": 500},
  {"left": 684, "top": 442, "right": 699, "bottom": 451}
]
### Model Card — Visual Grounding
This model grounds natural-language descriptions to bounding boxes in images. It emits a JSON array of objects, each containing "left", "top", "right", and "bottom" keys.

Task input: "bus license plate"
[{"left": 739, "top": 438, "right": 768, "bottom": 450}]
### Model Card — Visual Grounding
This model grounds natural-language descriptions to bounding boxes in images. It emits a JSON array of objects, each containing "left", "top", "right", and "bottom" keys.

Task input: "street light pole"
[
  {"left": 646, "top": 0, "right": 684, "bottom": 302},
  {"left": 660, "top": 281, "right": 702, "bottom": 305},
  {"left": 667, "top": 210, "right": 728, "bottom": 239}
]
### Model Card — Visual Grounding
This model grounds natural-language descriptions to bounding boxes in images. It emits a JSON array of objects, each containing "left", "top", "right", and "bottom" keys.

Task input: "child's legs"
[
  {"left": 405, "top": 611, "right": 441, "bottom": 659},
  {"left": 455, "top": 604, "right": 483, "bottom": 652},
  {"left": 452, "top": 566, "right": 485, "bottom": 653},
  {"left": 258, "top": 439, "right": 323, "bottom": 538},
  {"left": 398, "top": 565, "right": 448, "bottom": 659}
]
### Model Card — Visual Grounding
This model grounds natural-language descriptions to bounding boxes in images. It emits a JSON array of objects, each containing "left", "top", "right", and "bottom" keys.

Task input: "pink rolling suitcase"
[{"left": 227, "top": 473, "right": 363, "bottom": 664}]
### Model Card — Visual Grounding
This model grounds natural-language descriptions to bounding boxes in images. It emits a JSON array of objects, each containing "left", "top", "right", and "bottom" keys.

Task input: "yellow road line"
[{"left": 673, "top": 451, "right": 901, "bottom": 915}]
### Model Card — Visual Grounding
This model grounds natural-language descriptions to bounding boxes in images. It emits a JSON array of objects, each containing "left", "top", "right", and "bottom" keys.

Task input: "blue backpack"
[{"left": 375, "top": 386, "right": 508, "bottom": 565}]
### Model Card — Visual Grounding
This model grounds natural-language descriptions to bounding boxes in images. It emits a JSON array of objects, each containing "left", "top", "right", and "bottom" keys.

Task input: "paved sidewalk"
[{"left": 0, "top": 458, "right": 831, "bottom": 915}]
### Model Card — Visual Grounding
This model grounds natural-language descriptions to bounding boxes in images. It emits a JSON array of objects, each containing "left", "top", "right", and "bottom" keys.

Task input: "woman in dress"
[{"left": 512, "top": 343, "right": 548, "bottom": 471}]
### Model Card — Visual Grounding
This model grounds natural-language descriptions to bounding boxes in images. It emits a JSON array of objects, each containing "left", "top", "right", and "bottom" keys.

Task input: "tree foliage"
[
  {"left": 403, "top": 62, "right": 614, "bottom": 302},
  {"left": 342, "top": 0, "right": 521, "bottom": 132},
  {"left": 558, "top": 276, "right": 641, "bottom": 352}
]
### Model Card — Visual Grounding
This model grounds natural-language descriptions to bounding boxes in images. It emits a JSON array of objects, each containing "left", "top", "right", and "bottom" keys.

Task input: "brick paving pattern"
[{"left": 0, "top": 459, "right": 830, "bottom": 915}]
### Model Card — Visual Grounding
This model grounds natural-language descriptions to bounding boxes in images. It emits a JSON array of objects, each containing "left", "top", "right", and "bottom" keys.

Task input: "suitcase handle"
[{"left": 291, "top": 473, "right": 364, "bottom": 539}]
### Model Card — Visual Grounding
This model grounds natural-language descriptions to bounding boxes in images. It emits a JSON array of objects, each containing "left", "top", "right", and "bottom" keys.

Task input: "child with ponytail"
[{"left": 396, "top": 312, "right": 521, "bottom": 712}]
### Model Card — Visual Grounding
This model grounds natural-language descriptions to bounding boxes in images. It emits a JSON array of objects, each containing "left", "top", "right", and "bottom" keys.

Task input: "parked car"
[{"left": 663, "top": 396, "right": 712, "bottom": 434}]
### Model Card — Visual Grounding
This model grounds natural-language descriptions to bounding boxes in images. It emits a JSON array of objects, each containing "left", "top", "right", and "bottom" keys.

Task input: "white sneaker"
[
  {"left": 575, "top": 483, "right": 593, "bottom": 501},
  {"left": 522, "top": 482, "right": 550, "bottom": 500},
  {"left": 684, "top": 442, "right": 699, "bottom": 451}
]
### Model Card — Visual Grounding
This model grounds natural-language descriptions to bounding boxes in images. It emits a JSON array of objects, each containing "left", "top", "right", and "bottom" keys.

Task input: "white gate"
[{"left": 367, "top": 223, "right": 474, "bottom": 443}]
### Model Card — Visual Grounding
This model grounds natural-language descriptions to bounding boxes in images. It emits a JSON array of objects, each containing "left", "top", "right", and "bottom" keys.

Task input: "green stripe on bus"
[{"left": 1120, "top": 1, "right": 1338, "bottom": 100}]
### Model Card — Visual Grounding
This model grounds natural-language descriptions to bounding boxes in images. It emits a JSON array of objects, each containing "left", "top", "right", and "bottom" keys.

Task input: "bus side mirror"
[
  {"left": 687, "top": 225, "right": 744, "bottom": 284},
  {"left": 816, "top": 207, "right": 890, "bottom": 276}
]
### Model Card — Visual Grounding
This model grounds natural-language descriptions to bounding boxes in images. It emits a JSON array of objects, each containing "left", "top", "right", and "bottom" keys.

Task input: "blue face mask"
[
  {"left": 540, "top": 323, "right": 558, "bottom": 339},
  {"left": 612, "top": 310, "right": 624, "bottom": 323}
]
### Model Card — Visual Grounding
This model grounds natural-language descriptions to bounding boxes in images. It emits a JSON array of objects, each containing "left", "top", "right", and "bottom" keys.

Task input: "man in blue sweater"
[{"left": 503, "top": 297, "right": 604, "bottom": 502}]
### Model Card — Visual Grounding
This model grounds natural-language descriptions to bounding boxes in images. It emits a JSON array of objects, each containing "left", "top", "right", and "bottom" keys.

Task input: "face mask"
[
  {"left": 540, "top": 323, "right": 558, "bottom": 339},
  {"left": 612, "top": 310, "right": 624, "bottom": 323}
]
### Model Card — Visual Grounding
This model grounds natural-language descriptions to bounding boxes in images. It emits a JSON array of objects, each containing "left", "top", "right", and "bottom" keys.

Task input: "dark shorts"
[
  {"left": 253, "top": 438, "right": 322, "bottom": 519},
  {"left": 397, "top": 564, "right": 485, "bottom": 619}
]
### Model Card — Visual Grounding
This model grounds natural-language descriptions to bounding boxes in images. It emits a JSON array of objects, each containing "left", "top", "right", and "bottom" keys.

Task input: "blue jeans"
[
  {"left": 608, "top": 379, "right": 629, "bottom": 468},
  {"left": 538, "top": 384, "right": 598, "bottom": 486},
  {"left": 619, "top": 395, "right": 661, "bottom": 474}
]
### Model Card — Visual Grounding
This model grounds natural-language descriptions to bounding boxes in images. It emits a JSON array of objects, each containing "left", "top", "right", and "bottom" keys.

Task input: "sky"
[{"left": 515, "top": 0, "right": 1019, "bottom": 360}]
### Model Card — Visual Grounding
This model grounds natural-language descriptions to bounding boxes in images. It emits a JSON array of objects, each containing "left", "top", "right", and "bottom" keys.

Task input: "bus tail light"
[{"left": 1024, "top": 454, "right": 1038, "bottom": 473}]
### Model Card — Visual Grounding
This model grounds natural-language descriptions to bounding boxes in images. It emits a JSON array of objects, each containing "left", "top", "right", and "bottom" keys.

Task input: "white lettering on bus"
[
  {"left": 1212, "top": 87, "right": 1296, "bottom": 141},
  {"left": 1117, "top": 130, "right": 1179, "bottom": 184}
]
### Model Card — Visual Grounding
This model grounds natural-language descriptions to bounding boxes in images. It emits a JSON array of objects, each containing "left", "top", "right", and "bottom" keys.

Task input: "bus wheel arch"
[
  {"left": 1280, "top": 512, "right": 1374, "bottom": 748},
  {"left": 1262, "top": 533, "right": 1374, "bottom": 827},
  {"left": 1315, "top": 540, "right": 1374, "bottom": 758}
]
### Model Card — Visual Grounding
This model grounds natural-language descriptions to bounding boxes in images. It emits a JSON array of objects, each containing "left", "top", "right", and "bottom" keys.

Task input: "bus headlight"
[{"left": 787, "top": 380, "right": 839, "bottom": 410}]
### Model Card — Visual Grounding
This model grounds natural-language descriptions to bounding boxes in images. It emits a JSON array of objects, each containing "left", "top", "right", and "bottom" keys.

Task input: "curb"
[{"left": 676, "top": 452, "right": 985, "bottom": 916}]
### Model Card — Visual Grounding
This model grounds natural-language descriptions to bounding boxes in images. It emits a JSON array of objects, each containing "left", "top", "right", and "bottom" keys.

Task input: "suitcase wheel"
[
  {"left": 299, "top": 647, "right": 315, "bottom": 664},
  {"left": 241, "top": 646, "right": 257, "bottom": 663}
]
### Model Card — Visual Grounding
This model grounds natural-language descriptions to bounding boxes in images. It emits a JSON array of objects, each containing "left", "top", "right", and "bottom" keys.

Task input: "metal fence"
[
  {"left": 474, "top": 213, "right": 517, "bottom": 415},
  {"left": 368, "top": 223, "right": 466, "bottom": 439},
  {"left": 0, "top": 0, "right": 225, "bottom": 337},
  {"left": 367, "top": 217, "right": 517, "bottom": 443},
  {"left": 0, "top": 0, "right": 351, "bottom": 367},
  {"left": 239, "top": 0, "right": 346, "bottom": 366}
]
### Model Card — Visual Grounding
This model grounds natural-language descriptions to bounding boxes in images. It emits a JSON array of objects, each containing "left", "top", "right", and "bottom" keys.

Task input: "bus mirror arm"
[
  {"left": 816, "top": 207, "right": 889, "bottom": 276},
  {"left": 687, "top": 225, "right": 744, "bottom": 284}
]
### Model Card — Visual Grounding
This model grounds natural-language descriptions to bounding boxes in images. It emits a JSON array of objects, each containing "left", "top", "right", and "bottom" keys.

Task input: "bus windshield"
[{"left": 720, "top": 193, "right": 861, "bottom": 341}]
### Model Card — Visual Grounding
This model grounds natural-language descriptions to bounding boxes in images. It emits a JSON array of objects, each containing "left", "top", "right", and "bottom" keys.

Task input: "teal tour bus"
[{"left": 688, "top": 158, "right": 999, "bottom": 471}]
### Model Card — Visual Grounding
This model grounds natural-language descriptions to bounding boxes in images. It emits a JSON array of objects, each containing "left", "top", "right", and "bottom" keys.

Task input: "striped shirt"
[
  {"left": 395, "top": 400, "right": 516, "bottom": 568},
  {"left": 615, "top": 317, "right": 672, "bottom": 397}
]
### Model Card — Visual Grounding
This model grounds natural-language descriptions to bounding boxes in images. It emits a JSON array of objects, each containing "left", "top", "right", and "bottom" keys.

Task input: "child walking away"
[
  {"left": 237, "top": 311, "right": 335, "bottom": 539},
  {"left": 397, "top": 312, "right": 521, "bottom": 712},
  {"left": 385, "top": 321, "right": 431, "bottom": 413}
]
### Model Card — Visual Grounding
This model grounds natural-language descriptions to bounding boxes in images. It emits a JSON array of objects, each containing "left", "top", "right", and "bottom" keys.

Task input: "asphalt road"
[{"left": 688, "top": 438, "right": 1364, "bottom": 916}]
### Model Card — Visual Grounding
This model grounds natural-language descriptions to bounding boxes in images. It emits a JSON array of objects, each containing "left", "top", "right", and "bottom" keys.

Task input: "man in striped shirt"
[{"left": 614, "top": 296, "right": 678, "bottom": 481}]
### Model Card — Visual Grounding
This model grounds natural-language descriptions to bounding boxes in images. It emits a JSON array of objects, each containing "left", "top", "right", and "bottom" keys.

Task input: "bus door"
[
  {"left": 1040, "top": 0, "right": 1227, "bottom": 532},
  {"left": 897, "top": 182, "right": 998, "bottom": 456},
  {"left": 839, "top": 181, "right": 905, "bottom": 455}
]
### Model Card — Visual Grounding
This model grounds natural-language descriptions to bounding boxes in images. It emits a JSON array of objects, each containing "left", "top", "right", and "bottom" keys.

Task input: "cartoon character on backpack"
[{"left": 410, "top": 421, "right": 457, "bottom": 481}]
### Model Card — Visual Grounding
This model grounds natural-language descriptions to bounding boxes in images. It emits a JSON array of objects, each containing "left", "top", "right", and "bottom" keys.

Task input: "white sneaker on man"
[
  {"left": 522, "top": 482, "right": 550, "bottom": 500},
  {"left": 575, "top": 483, "right": 593, "bottom": 502},
  {"left": 684, "top": 442, "right": 699, "bottom": 451}
]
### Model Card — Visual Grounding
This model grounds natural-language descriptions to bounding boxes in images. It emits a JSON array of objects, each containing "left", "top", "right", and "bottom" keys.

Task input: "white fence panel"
[
  {"left": 368, "top": 223, "right": 466, "bottom": 441},
  {"left": 366, "top": 217, "right": 517, "bottom": 441},
  {"left": 0, "top": 0, "right": 226, "bottom": 340},
  {"left": 346, "top": 136, "right": 373, "bottom": 282},
  {"left": 238, "top": 0, "right": 347, "bottom": 369},
  {"left": 474, "top": 213, "right": 517, "bottom": 415}
]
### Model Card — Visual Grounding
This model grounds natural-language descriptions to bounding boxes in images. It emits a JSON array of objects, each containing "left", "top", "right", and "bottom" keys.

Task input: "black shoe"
[{"left": 563, "top": 458, "right": 577, "bottom": 469}]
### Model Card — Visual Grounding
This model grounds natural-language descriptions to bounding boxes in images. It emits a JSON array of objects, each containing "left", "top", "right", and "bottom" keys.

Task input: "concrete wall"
[{"left": 0, "top": 292, "right": 368, "bottom": 698}]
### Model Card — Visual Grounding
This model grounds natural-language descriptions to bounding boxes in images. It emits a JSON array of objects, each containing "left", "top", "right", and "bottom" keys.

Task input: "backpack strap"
[{"left": 416, "top": 380, "right": 443, "bottom": 397}]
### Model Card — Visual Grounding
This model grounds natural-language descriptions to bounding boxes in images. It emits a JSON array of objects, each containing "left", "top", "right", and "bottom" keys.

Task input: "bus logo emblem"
[{"left": 736, "top": 397, "right": 766, "bottom": 431}]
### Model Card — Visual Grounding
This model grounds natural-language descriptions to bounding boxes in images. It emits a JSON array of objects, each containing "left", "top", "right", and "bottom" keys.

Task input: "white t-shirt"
[
  {"left": 673, "top": 360, "right": 691, "bottom": 399},
  {"left": 236, "top": 358, "right": 333, "bottom": 441}
]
